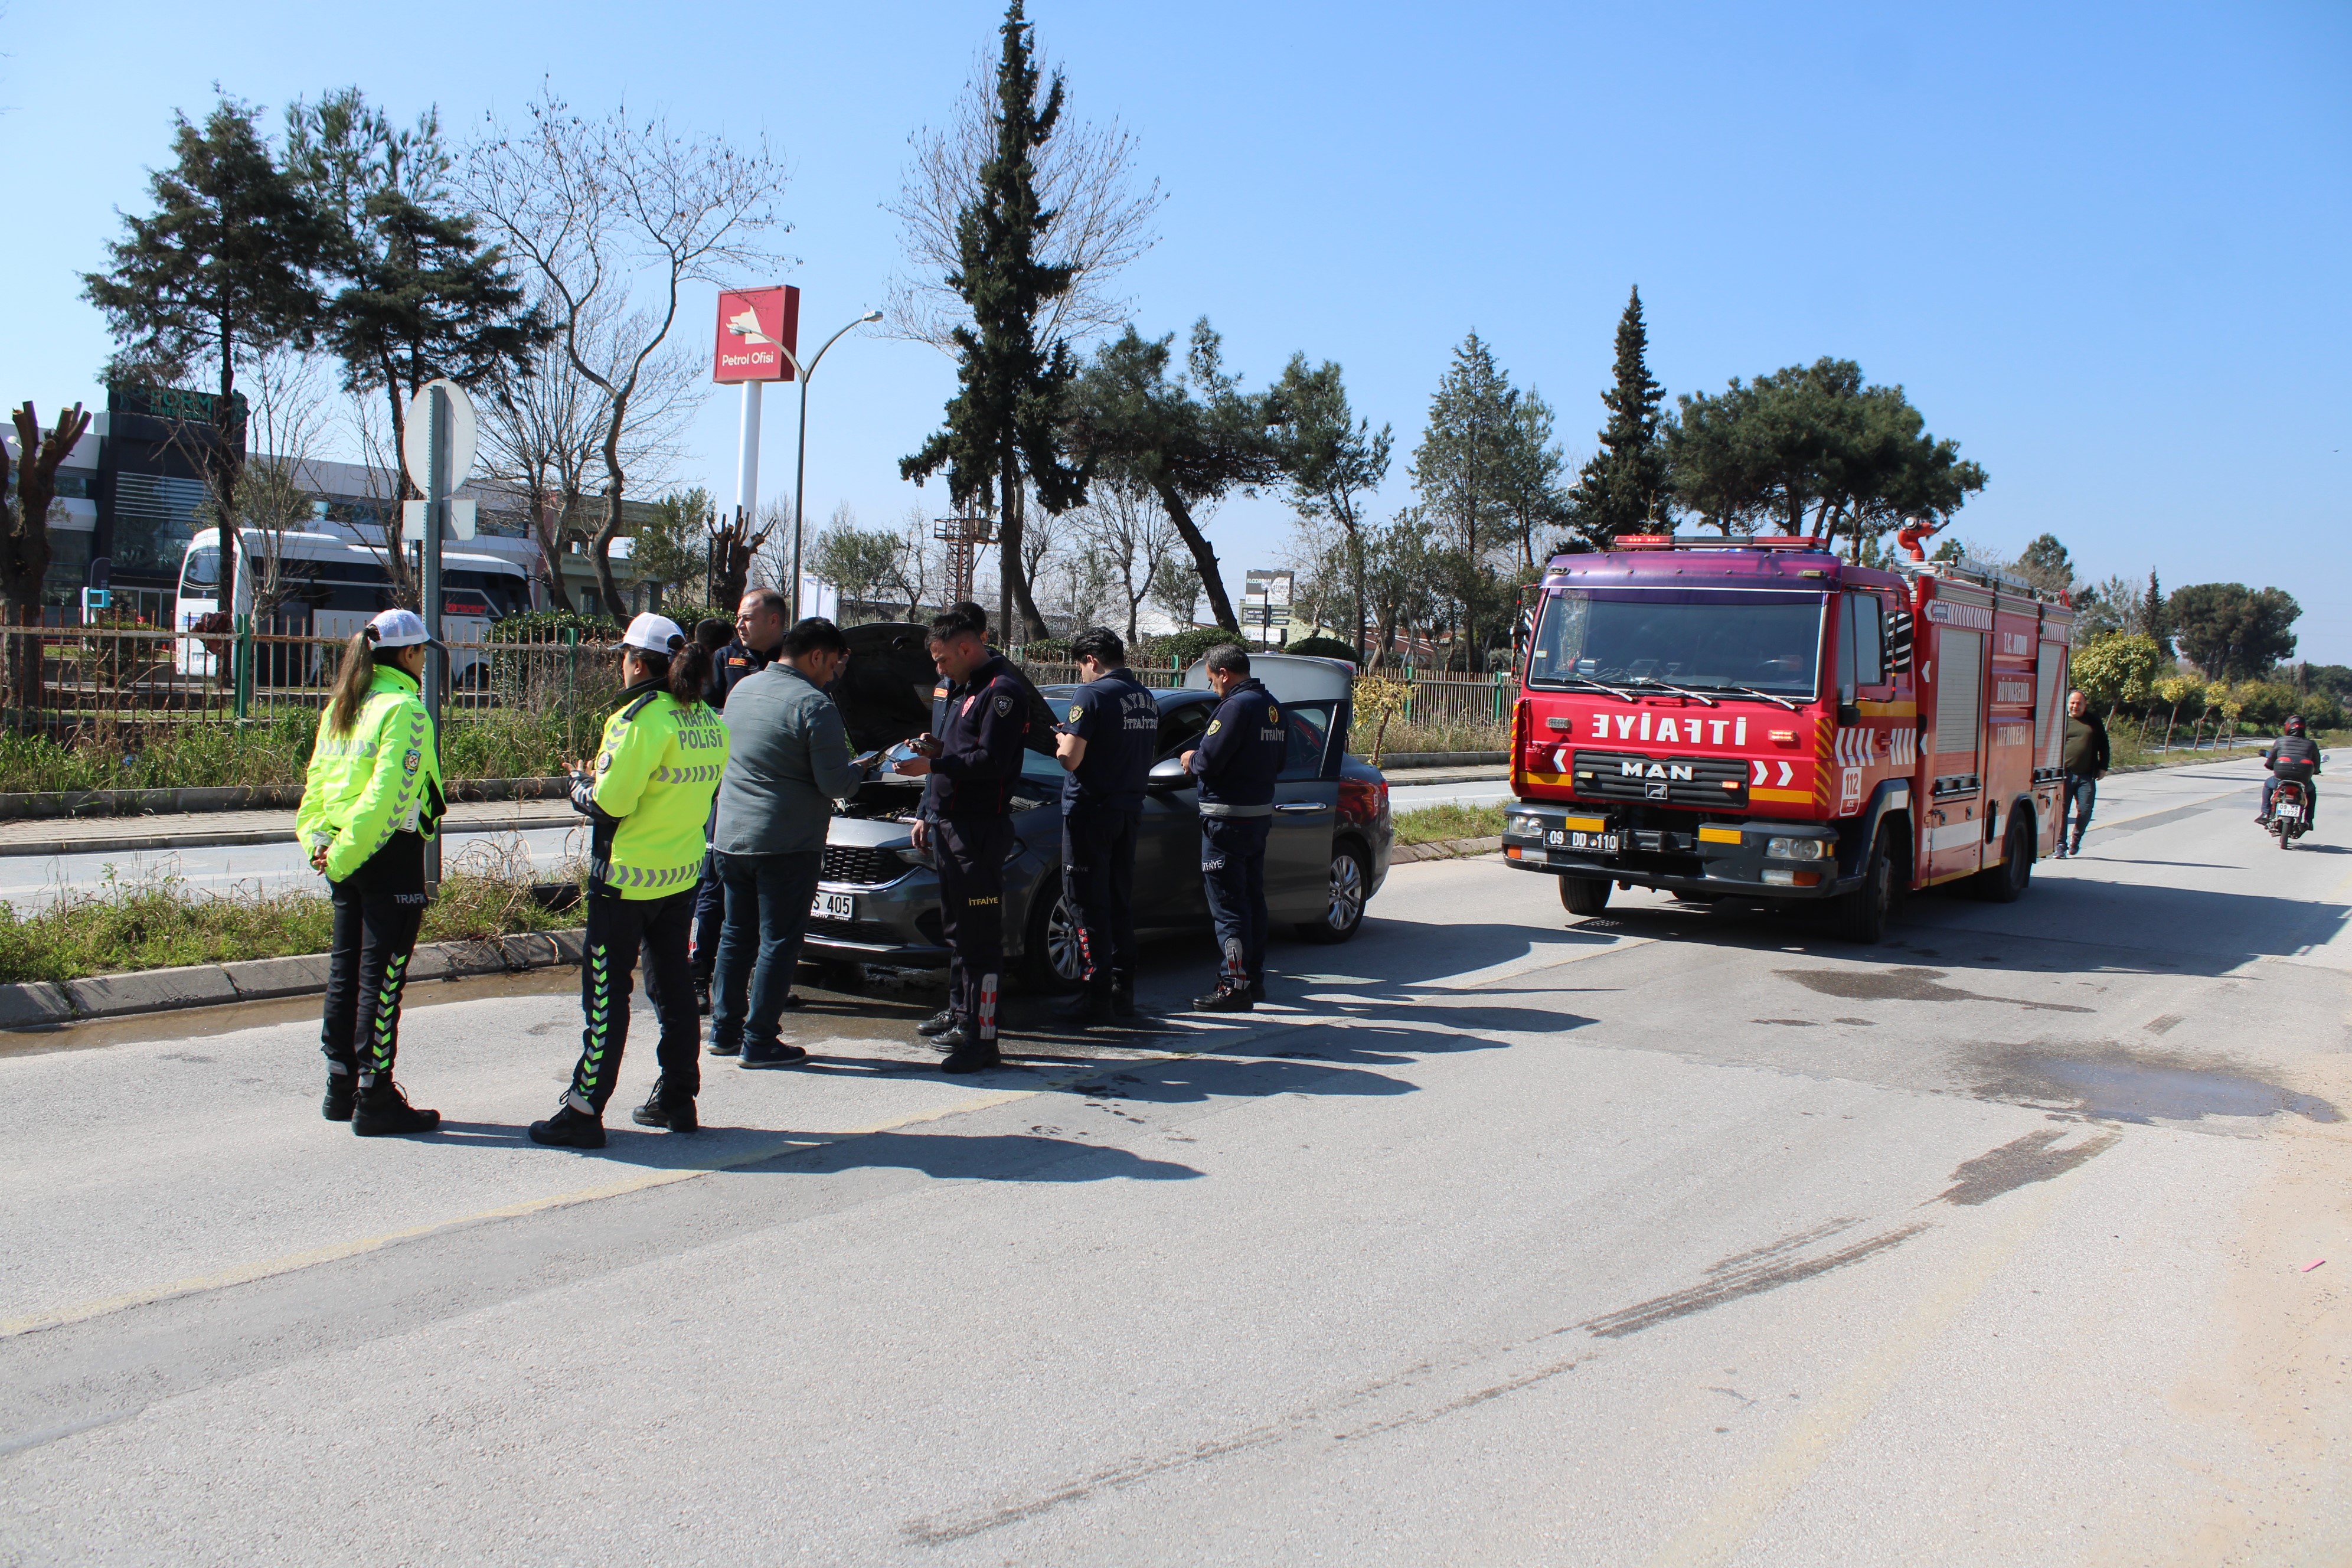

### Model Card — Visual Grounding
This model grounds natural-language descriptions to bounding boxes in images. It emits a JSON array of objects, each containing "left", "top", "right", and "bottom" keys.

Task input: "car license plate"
[
  {"left": 1547, "top": 828, "right": 1622, "bottom": 854},
  {"left": 810, "top": 891, "right": 855, "bottom": 922}
]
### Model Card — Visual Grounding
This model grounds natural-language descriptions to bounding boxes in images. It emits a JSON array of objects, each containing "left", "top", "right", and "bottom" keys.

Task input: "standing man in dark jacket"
[
  {"left": 708, "top": 617, "right": 863, "bottom": 1068},
  {"left": 1054, "top": 627, "right": 1158, "bottom": 1025},
  {"left": 894, "top": 606, "right": 1030, "bottom": 1071},
  {"left": 2259, "top": 715, "right": 2322, "bottom": 827},
  {"left": 1182, "top": 645, "right": 1286, "bottom": 1012},
  {"left": 2056, "top": 688, "right": 2109, "bottom": 858},
  {"left": 691, "top": 587, "right": 790, "bottom": 1011}
]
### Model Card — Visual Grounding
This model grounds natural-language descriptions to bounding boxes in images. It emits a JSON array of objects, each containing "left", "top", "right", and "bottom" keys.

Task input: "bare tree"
[
  {"left": 884, "top": 48, "right": 1164, "bottom": 352},
  {"left": 880, "top": 505, "right": 937, "bottom": 618},
  {"left": 1070, "top": 472, "right": 1180, "bottom": 643},
  {"left": 341, "top": 387, "right": 418, "bottom": 607},
  {"left": 212, "top": 347, "right": 332, "bottom": 625},
  {"left": 465, "top": 89, "right": 786, "bottom": 615},
  {"left": 475, "top": 291, "right": 701, "bottom": 613}
]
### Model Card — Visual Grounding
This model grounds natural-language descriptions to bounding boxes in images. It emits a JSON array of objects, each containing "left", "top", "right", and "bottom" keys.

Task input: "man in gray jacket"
[{"left": 709, "top": 617, "right": 863, "bottom": 1069}]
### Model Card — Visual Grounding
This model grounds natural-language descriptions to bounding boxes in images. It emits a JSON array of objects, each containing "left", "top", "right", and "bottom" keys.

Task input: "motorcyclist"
[{"left": 2258, "top": 716, "right": 2321, "bottom": 827}]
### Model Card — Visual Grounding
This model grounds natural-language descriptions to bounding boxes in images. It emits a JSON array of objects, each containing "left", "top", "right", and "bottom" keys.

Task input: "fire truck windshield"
[{"left": 1527, "top": 589, "right": 1825, "bottom": 700}]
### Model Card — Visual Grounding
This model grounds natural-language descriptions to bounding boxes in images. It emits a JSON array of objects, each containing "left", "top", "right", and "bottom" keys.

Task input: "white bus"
[{"left": 175, "top": 526, "right": 539, "bottom": 684}]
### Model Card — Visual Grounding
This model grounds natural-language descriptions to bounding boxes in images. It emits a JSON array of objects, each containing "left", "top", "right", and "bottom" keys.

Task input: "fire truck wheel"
[
  {"left": 1974, "top": 814, "right": 2033, "bottom": 904},
  {"left": 1832, "top": 834, "right": 1894, "bottom": 944},
  {"left": 1559, "top": 874, "right": 1612, "bottom": 917}
]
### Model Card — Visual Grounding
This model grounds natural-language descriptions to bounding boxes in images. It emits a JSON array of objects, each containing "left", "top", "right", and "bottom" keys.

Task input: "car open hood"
[
  {"left": 1182, "top": 652, "right": 1354, "bottom": 705},
  {"left": 832, "top": 621, "right": 1058, "bottom": 756}
]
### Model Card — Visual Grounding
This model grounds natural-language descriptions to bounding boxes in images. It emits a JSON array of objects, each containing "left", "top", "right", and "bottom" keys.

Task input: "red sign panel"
[{"left": 712, "top": 286, "right": 801, "bottom": 383}]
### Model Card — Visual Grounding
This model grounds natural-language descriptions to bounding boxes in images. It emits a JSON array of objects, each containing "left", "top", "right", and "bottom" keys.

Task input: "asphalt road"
[{"left": 2, "top": 752, "right": 2346, "bottom": 1565}]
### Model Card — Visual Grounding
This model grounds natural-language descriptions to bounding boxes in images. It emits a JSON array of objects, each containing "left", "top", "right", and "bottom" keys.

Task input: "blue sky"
[{"left": 6, "top": 1, "right": 2347, "bottom": 658}]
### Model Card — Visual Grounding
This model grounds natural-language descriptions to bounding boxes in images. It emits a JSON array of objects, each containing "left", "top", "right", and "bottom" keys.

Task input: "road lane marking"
[
  {"left": 1640, "top": 1175, "right": 2071, "bottom": 1568},
  {"left": 0, "top": 1087, "right": 1037, "bottom": 1340}
]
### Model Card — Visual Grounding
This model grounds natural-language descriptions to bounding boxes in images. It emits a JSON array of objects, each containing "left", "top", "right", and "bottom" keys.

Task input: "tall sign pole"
[
  {"left": 402, "top": 378, "right": 478, "bottom": 891},
  {"left": 714, "top": 283, "right": 801, "bottom": 606},
  {"left": 736, "top": 380, "right": 763, "bottom": 551}
]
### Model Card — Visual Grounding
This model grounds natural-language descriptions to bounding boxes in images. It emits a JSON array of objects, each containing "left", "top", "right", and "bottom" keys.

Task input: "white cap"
[
  {"left": 622, "top": 612, "right": 688, "bottom": 656},
  {"left": 365, "top": 608, "right": 442, "bottom": 649}
]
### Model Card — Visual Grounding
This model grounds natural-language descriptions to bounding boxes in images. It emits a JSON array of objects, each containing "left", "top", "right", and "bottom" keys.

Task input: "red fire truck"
[{"left": 1499, "top": 534, "right": 2075, "bottom": 941}]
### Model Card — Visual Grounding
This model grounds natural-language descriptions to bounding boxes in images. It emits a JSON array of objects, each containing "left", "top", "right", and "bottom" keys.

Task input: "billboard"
[{"left": 713, "top": 286, "right": 802, "bottom": 383}]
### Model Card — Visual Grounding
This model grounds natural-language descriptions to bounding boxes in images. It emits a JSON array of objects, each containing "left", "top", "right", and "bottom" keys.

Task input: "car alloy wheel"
[
  {"left": 1299, "top": 845, "right": 1369, "bottom": 943},
  {"left": 1045, "top": 890, "right": 1086, "bottom": 983}
]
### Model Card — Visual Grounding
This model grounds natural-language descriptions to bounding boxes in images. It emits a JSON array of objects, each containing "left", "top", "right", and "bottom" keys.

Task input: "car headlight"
[
  {"left": 896, "top": 844, "right": 933, "bottom": 869},
  {"left": 1765, "top": 836, "right": 1830, "bottom": 860}
]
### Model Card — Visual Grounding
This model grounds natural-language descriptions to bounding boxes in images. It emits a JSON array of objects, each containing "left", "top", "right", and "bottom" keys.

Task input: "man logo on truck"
[{"left": 1621, "top": 761, "right": 1696, "bottom": 780}]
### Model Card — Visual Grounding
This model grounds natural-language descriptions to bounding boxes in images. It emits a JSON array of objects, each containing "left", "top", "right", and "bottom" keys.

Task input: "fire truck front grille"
[{"left": 1571, "top": 750, "right": 1750, "bottom": 809}]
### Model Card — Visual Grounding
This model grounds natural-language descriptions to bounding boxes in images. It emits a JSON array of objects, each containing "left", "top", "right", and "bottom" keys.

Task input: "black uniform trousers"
[
  {"left": 1063, "top": 800, "right": 1139, "bottom": 995},
  {"left": 937, "top": 815, "right": 1010, "bottom": 1042},
  {"left": 569, "top": 888, "right": 701, "bottom": 1115},
  {"left": 320, "top": 832, "right": 431, "bottom": 1084},
  {"left": 1201, "top": 815, "right": 1271, "bottom": 989}
]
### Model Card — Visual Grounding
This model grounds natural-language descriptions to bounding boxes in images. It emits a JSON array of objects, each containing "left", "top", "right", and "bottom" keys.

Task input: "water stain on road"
[
  {"left": 1974, "top": 1044, "right": 2343, "bottom": 1126},
  {"left": 1936, "top": 1128, "right": 2122, "bottom": 1206},
  {"left": 1778, "top": 965, "right": 2093, "bottom": 1012}
]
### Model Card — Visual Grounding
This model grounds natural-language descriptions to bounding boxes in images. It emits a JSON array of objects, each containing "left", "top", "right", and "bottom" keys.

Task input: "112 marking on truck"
[{"left": 1500, "top": 532, "right": 2075, "bottom": 941}]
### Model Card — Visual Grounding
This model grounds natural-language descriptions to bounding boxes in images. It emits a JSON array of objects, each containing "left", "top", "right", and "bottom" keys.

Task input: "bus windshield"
[
  {"left": 1527, "top": 588, "right": 1825, "bottom": 699},
  {"left": 180, "top": 546, "right": 221, "bottom": 594}
]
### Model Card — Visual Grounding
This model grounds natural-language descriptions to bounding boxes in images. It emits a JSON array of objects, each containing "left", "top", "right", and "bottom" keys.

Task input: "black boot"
[
  {"left": 1110, "top": 982, "right": 1136, "bottom": 1020},
  {"left": 529, "top": 1100, "right": 607, "bottom": 1149},
  {"left": 1191, "top": 984, "right": 1253, "bottom": 1013},
  {"left": 323, "top": 1067, "right": 356, "bottom": 1123},
  {"left": 352, "top": 1079, "right": 440, "bottom": 1137},
  {"left": 916, "top": 1007, "right": 959, "bottom": 1038},
  {"left": 936, "top": 1024, "right": 1001, "bottom": 1074},
  {"left": 1248, "top": 979, "right": 1268, "bottom": 1002},
  {"left": 1060, "top": 989, "right": 1115, "bottom": 1027},
  {"left": 631, "top": 1079, "right": 698, "bottom": 1133},
  {"left": 693, "top": 974, "right": 713, "bottom": 1017}
]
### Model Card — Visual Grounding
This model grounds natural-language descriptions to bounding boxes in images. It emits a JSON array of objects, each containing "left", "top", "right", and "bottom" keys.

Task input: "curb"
[
  {"left": 1391, "top": 834, "right": 1502, "bottom": 864},
  {"left": 0, "top": 776, "right": 571, "bottom": 823},
  {"left": 1, "top": 809, "right": 580, "bottom": 861},
  {"left": 1371, "top": 750, "right": 1507, "bottom": 770},
  {"left": 0, "top": 928, "right": 586, "bottom": 1031}
]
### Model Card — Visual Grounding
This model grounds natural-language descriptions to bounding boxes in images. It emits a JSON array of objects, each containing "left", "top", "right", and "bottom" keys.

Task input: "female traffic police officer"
[
  {"left": 896, "top": 605, "right": 1030, "bottom": 1072},
  {"left": 531, "top": 613, "right": 728, "bottom": 1149},
  {"left": 298, "top": 607, "right": 446, "bottom": 1136}
]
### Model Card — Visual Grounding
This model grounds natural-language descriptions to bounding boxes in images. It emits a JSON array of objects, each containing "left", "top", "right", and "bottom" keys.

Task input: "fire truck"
[{"left": 1498, "top": 533, "right": 2075, "bottom": 942}]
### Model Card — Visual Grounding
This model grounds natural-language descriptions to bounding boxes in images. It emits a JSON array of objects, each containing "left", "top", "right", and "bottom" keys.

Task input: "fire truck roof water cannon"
[{"left": 1501, "top": 530, "right": 2075, "bottom": 943}]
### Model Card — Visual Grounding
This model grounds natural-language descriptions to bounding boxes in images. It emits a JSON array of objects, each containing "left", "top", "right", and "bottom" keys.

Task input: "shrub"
[
  {"left": 2071, "top": 633, "right": 2166, "bottom": 709},
  {"left": 1140, "top": 627, "right": 1238, "bottom": 671},
  {"left": 1285, "top": 635, "right": 1360, "bottom": 662}
]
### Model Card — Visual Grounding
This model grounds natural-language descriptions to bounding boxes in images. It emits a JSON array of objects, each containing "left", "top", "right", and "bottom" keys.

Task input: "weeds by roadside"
[{"left": 1393, "top": 803, "right": 1506, "bottom": 845}]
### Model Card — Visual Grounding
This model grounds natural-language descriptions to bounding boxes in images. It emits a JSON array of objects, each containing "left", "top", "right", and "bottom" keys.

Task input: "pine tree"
[
  {"left": 901, "top": 0, "right": 1086, "bottom": 642},
  {"left": 83, "top": 98, "right": 332, "bottom": 601},
  {"left": 1406, "top": 332, "right": 1519, "bottom": 669},
  {"left": 1569, "top": 286, "right": 1670, "bottom": 541},
  {"left": 2143, "top": 570, "right": 2170, "bottom": 657}
]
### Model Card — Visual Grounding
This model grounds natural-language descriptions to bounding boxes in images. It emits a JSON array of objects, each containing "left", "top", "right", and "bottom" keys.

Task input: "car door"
[
  {"left": 1266, "top": 700, "right": 1341, "bottom": 919},
  {"left": 1137, "top": 696, "right": 1214, "bottom": 929}
]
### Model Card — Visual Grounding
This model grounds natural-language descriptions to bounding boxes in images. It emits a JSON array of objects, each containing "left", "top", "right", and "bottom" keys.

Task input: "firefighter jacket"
[
  {"left": 297, "top": 665, "right": 446, "bottom": 881},
  {"left": 923, "top": 654, "right": 1031, "bottom": 817},
  {"left": 1189, "top": 678, "right": 1286, "bottom": 816},
  {"left": 572, "top": 681, "right": 731, "bottom": 899}
]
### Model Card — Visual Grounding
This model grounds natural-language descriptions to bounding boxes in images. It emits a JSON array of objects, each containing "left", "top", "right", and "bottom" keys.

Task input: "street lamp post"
[{"left": 775, "top": 309, "right": 883, "bottom": 620}]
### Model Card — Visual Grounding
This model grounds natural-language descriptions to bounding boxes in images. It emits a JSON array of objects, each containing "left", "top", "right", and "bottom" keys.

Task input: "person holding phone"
[{"left": 298, "top": 608, "right": 447, "bottom": 1136}]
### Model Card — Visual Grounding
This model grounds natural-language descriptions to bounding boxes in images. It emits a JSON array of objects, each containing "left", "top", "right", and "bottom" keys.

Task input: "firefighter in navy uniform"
[
  {"left": 1054, "top": 627, "right": 1158, "bottom": 1025},
  {"left": 1182, "top": 644, "right": 1287, "bottom": 1012},
  {"left": 895, "top": 606, "right": 1030, "bottom": 1071}
]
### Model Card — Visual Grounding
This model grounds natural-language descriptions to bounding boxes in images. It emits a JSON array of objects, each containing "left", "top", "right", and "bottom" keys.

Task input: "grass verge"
[
  {"left": 1392, "top": 802, "right": 1507, "bottom": 846},
  {"left": 0, "top": 864, "right": 579, "bottom": 986}
]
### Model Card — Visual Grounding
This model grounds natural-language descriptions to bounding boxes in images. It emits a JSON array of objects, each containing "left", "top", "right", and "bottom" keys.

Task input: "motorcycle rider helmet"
[{"left": 2284, "top": 715, "right": 2305, "bottom": 736}]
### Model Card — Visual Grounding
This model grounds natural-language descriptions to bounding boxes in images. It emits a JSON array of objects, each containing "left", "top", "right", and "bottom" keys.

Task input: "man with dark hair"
[
  {"left": 1182, "top": 644, "right": 1286, "bottom": 1011},
  {"left": 1054, "top": 627, "right": 1158, "bottom": 1025},
  {"left": 691, "top": 585, "right": 795, "bottom": 1011},
  {"left": 894, "top": 609, "right": 1030, "bottom": 1070},
  {"left": 708, "top": 617, "right": 860, "bottom": 1067}
]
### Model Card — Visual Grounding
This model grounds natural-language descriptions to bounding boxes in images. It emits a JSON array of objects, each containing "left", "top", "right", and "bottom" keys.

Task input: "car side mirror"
[{"left": 1146, "top": 756, "right": 1193, "bottom": 792}]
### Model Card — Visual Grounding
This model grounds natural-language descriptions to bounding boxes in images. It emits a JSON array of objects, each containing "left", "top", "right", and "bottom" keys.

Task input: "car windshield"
[{"left": 1527, "top": 588, "right": 1825, "bottom": 698}]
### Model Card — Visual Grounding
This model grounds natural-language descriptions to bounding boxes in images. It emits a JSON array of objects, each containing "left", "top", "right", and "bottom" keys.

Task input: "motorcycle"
[{"left": 2268, "top": 779, "right": 2312, "bottom": 850}]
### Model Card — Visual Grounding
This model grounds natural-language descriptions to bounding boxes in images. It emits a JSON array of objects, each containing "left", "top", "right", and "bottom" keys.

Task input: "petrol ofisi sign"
[{"left": 712, "top": 286, "right": 802, "bottom": 383}]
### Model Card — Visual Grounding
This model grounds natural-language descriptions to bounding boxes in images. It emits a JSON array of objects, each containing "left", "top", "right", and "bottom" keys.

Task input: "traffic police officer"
[
  {"left": 895, "top": 605, "right": 1029, "bottom": 1071},
  {"left": 531, "top": 613, "right": 729, "bottom": 1148},
  {"left": 1183, "top": 643, "right": 1286, "bottom": 1012},
  {"left": 1054, "top": 626, "right": 1158, "bottom": 1025},
  {"left": 298, "top": 607, "right": 447, "bottom": 1136}
]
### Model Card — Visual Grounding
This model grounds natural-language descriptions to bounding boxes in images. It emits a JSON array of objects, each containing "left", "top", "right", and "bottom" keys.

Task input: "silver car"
[{"left": 803, "top": 636, "right": 1394, "bottom": 988}]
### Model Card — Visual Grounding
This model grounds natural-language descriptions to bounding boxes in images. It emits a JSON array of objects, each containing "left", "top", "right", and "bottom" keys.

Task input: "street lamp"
[{"left": 773, "top": 308, "right": 883, "bottom": 620}]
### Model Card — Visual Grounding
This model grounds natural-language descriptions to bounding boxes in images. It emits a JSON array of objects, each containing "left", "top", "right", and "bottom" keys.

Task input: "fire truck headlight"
[
  {"left": 1509, "top": 814, "right": 1546, "bottom": 838},
  {"left": 1765, "top": 836, "right": 1831, "bottom": 861}
]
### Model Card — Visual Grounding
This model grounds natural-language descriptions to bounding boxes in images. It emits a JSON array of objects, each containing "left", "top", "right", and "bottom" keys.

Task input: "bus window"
[{"left": 181, "top": 546, "right": 221, "bottom": 594}]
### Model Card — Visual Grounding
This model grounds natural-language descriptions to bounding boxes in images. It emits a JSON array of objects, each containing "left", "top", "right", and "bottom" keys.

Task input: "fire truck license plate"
[
  {"left": 811, "top": 892, "right": 855, "bottom": 922},
  {"left": 1548, "top": 829, "right": 1622, "bottom": 854}
]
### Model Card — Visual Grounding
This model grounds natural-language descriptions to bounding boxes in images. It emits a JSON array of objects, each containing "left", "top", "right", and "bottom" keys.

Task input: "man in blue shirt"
[
  {"left": 1054, "top": 627, "right": 1159, "bottom": 1025},
  {"left": 1182, "top": 644, "right": 1286, "bottom": 1012}
]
